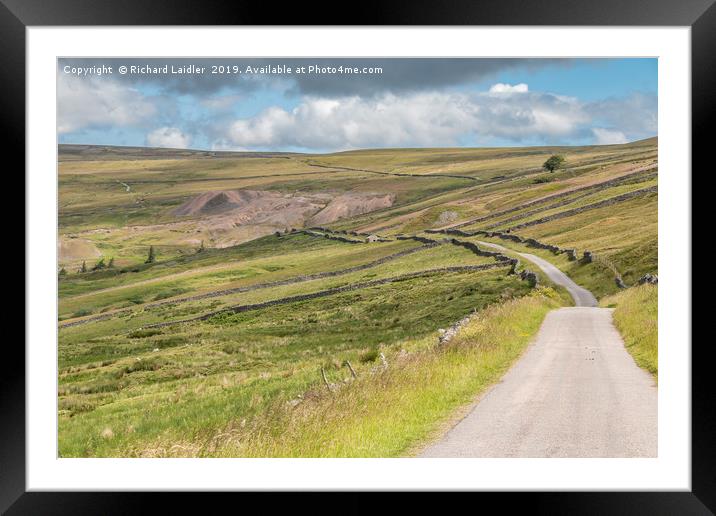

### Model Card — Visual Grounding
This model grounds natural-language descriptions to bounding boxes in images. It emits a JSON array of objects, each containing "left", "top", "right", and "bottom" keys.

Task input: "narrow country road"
[
  {"left": 477, "top": 240, "right": 598, "bottom": 306},
  {"left": 419, "top": 242, "right": 657, "bottom": 457}
]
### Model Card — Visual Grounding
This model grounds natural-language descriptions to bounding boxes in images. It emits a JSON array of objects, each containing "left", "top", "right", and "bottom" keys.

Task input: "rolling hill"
[{"left": 57, "top": 138, "right": 658, "bottom": 457}]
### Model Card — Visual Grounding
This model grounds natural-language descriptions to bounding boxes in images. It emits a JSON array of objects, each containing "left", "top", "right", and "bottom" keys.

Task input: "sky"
[{"left": 57, "top": 58, "right": 657, "bottom": 152}]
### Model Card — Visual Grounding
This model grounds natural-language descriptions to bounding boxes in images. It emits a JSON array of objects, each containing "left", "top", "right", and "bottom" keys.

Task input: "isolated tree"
[
  {"left": 543, "top": 154, "right": 566, "bottom": 173},
  {"left": 108, "top": 257, "right": 115, "bottom": 268},
  {"left": 196, "top": 240, "right": 205, "bottom": 254},
  {"left": 145, "top": 245, "right": 156, "bottom": 264},
  {"left": 58, "top": 267, "right": 67, "bottom": 278},
  {"left": 80, "top": 260, "right": 87, "bottom": 273}
]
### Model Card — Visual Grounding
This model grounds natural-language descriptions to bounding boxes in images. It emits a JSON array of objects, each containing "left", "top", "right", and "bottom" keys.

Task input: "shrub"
[
  {"left": 155, "top": 336, "right": 186, "bottom": 349},
  {"left": 359, "top": 349, "right": 379, "bottom": 363},
  {"left": 128, "top": 328, "right": 163, "bottom": 339},
  {"left": 92, "top": 258, "right": 106, "bottom": 271},
  {"left": 152, "top": 288, "right": 189, "bottom": 301}
]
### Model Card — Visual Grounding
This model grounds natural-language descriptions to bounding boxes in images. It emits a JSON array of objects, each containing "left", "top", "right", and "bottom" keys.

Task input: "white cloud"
[
  {"left": 57, "top": 74, "right": 157, "bottom": 134},
  {"left": 221, "top": 89, "right": 593, "bottom": 150},
  {"left": 489, "top": 83, "right": 529, "bottom": 94},
  {"left": 227, "top": 93, "right": 477, "bottom": 150},
  {"left": 57, "top": 70, "right": 656, "bottom": 150},
  {"left": 592, "top": 128, "right": 629, "bottom": 145},
  {"left": 586, "top": 93, "right": 657, "bottom": 137},
  {"left": 146, "top": 127, "right": 192, "bottom": 148}
]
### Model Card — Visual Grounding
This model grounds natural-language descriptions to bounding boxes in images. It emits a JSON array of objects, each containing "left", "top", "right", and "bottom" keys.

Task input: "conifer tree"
[{"left": 145, "top": 245, "right": 156, "bottom": 264}]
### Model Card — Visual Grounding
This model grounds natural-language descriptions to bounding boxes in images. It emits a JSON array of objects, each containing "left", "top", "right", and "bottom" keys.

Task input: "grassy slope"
[
  {"left": 57, "top": 139, "right": 658, "bottom": 457},
  {"left": 457, "top": 181, "right": 657, "bottom": 299},
  {"left": 58, "top": 237, "right": 494, "bottom": 321},
  {"left": 600, "top": 284, "right": 658, "bottom": 379},
  {"left": 516, "top": 193, "right": 657, "bottom": 296},
  {"left": 219, "top": 290, "right": 561, "bottom": 457},
  {"left": 62, "top": 288, "right": 559, "bottom": 457},
  {"left": 58, "top": 236, "right": 420, "bottom": 317},
  {"left": 337, "top": 154, "right": 656, "bottom": 234},
  {"left": 58, "top": 140, "right": 656, "bottom": 253},
  {"left": 59, "top": 268, "right": 532, "bottom": 457}
]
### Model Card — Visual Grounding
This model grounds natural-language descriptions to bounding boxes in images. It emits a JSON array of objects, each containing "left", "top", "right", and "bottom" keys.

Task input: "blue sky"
[
  {"left": 58, "top": 58, "right": 657, "bottom": 152},
  {"left": 480, "top": 59, "right": 656, "bottom": 101}
]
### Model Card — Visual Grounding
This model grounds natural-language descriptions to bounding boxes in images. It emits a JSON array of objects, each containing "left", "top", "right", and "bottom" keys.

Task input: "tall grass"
[
  {"left": 134, "top": 288, "right": 560, "bottom": 457},
  {"left": 601, "top": 284, "right": 658, "bottom": 379},
  {"left": 58, "top": 268, "right": 531, "bottom": 456}
]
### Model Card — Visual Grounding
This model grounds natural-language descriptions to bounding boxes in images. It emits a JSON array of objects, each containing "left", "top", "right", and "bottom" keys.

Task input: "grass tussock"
[
  {"left": 134, "top": 288, "right": 560, "bottom": 458},
  {"left": 601, "top": 284, "right": 657, "bottom": 379}
]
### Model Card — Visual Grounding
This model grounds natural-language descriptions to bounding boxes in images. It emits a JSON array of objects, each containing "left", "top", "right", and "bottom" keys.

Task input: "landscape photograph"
[{"left": 57, "top": 57, "right": 658, "bottom": 458}]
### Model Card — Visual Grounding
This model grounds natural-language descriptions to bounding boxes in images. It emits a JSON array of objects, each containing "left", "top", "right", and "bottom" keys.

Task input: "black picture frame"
[{"left": 4, "top": 0, "right": 712, "bottom": 513}]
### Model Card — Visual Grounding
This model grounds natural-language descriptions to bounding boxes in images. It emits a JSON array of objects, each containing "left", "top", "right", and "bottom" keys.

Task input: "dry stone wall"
[
  {"left": 307, "top": 227, "right": 392, "bottom": 243},
  {"left": 396, "top": 235, "right": 444, "bottom": 245},
  {"left": 638, "top": 273, "right": 658, "bottom": 285},
  {"left": 485, "top": 172, "right": 659, "bottom": 231},
  {"left": 437, "top": 312, "right": 474, "bottom": 345},
  {"left": 485, "top": 191, "right": 603, "bottom": 230},
  {"left": 398, "top": 234, "right": 529, "bottom": 278},
  {"left": 505, "top": 186, "right": 657, "bottom": 232},
  {"left": 306, "top": 162, "right": 482, "bottom": 182},
  {"left": 299, "top": 229, "right": 364, "bottom": 244},
  {"left": 59, "top": 242, "right": 436, "bottom": 329},
  {"left": 450, "top": 168, "right": 657, "bottom": 230},
  {"left": 427, "top": 227, "right": 627, "bottom": 288},
  {"left": 144, "top": 262, "right": 514, "bottom": 330}
]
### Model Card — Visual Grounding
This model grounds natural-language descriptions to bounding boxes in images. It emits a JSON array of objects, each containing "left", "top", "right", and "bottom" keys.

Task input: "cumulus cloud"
[
  {"left": 57, "top": 58, "right": 656, "bottom": 150},
  {"left": 221, "top": 89, "right": 595, "bottom": 150},
  {"left": 586, "top": 92, "right": 657, "bottom": 138},
  {"left": 226, "top": 93, "right": 472, "bottom": 150},
  {"left": 146, "top": 127, "right": 192, "bottom": 148},
  {"left": 489, "top": 83, "right": 529, "bottom": 94},
  {"left": 592, "top": 128, "right": 629, "bottom": 145},
  {"left": 57, "top": 74, "right": 157, "bottom": 134}
]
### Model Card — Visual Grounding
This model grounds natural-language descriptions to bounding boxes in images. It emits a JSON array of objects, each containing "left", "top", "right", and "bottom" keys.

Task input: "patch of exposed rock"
[
  {"left": 174, "top": 189, "right": 395, "bottom": 229},
  {"left": 436, "top": 210, "right": 459, "bottom": 225},
  {"left": 172, "top": 190, "right": 321, "bottom": 220},
  {"left": 169, "top": 189, "right": 396, "bottom": 249},
  {"left": 58, "top": 236, "right": 102, "bottom": 264},
  {"left": 309, "top": 192, "right": 395, "bottom": 225}
]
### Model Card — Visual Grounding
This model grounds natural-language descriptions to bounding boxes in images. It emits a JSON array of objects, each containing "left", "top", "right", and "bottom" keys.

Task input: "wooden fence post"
[{"left": 344, "top": 360, "right": 357, "bottom": 378}]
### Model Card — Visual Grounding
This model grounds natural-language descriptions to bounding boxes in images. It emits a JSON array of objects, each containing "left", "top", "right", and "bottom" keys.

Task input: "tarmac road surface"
[{"left": 419, "top": 243, "right": 656, "bottom": 457}]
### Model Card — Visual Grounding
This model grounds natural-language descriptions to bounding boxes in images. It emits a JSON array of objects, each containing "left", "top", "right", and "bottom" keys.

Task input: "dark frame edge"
[
  {"left": 1, "top": 0, "right": 715, "bottom": 26},
  {"left": 0, "top": 1, "right": 26, "bottom": 514},
  {"left": 691, "top": 1, "right": 716, "bottom": 512},
  {"left": 5, "top": 0, "right": 713, "bottom": 513}
]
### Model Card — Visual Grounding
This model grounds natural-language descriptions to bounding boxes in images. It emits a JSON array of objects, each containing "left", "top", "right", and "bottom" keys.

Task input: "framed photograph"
[{"left": 7, "top": 0, "right": 712, "bottom": 512}]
